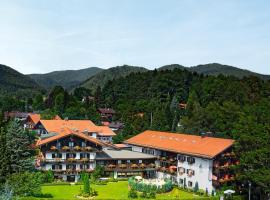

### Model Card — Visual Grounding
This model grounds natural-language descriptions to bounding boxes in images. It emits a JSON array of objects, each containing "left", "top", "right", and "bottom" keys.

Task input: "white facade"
[{"left": 129, "top": 145, "right": 214, "bottom": 193}]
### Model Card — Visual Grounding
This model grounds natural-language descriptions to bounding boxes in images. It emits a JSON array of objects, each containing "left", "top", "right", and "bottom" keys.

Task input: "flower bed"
[{"left": 128, "top": 177, "right": 173, "bottom": 194}]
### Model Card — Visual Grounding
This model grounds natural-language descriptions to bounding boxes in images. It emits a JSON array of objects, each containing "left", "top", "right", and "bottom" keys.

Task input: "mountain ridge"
[
  {"left": 0, "top": 64, "right": 44, "bottom": 96},
  {"left": 28, "top": 67, "right": 103, "bottom": 90},
  {"left": 159, "top": 63, "right": 270, "bottom": 80}
]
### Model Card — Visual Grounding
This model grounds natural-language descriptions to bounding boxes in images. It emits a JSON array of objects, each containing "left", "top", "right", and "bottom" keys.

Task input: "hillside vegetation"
[
  {"left": 29, "top": 67, "right": 103, "bottom": 90},
  {"left": 79, "top": 65, "right": 148, "bottom": 91},
  {"left": 159, "top": 63, "right": 270, "bottom": 80},
  {"left": 0, "top": 64, "right": 43, "bottom": 96}
]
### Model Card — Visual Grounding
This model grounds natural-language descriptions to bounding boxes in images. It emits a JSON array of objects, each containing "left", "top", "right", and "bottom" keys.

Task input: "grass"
[{"left": 22, "top": 181, "right": 210, "bottom": 200}]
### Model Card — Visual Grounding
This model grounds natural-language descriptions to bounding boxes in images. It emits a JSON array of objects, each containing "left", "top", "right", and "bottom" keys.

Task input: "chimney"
[{"left": 64, "top": 117, "right": 68, "bottom": 121}]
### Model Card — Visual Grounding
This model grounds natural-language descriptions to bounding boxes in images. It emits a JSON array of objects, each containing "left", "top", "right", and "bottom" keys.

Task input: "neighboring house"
[
  {"left": 25, "top": 113, "right": 41, "bottom": 129},
  {"left": 124, "top": 130, "right": 237, "bottom": 194},
  {"left": 4, "top": 111, "right": 29, "bottom": 121},
  {"left": 97, "top": 108, "right": 116, "bottom": 122},
  {"left": 34, "top": 119, "right": 116, "bottom": 143},
  {"left": 26, "top": 114, "right": 62, "bottom": 130},
  {"left": 108, "top": 122, "right": 124, "bottom": 132},
  {"left": 36, "top": 127, "right": 156, "bottom": 182}
]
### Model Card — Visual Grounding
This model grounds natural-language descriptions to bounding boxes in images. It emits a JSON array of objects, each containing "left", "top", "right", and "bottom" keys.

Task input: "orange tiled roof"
[
  {"left": 97, "top": 126, "right": 116, "bottom": 136},
  {"left": 28, "top": 114, "right": 41, "bottom": 125},
  {"left": 125, "top": 130, "right": 234, "bottom": 158},
  {"left": 115, "top": 144, "right": 128, "bottom": 148},
  {"left": 36, "top": 126, "right": 104, "bottom": 146},
  {"left": 39, "top": 119, "right": 99, "bottom": 133}
]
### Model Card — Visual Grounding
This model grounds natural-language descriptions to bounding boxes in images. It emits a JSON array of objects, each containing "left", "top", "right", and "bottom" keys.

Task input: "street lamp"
[{"left": 248, "top": 182, "right": 251, "bottom": 200}]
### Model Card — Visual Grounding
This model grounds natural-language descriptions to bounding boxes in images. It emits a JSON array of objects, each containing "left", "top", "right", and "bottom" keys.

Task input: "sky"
[{"left": 0, "top": 0, "right": 270, "bottom": 75}]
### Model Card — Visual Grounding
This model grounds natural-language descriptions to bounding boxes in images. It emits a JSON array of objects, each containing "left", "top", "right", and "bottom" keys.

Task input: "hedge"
[{"left": 128, "top": 177, "right": 173, "bottom": 194}]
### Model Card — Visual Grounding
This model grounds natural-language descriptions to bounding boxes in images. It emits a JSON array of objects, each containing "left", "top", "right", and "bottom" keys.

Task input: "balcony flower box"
[
  {"left": 67, "top": 158, "right": 76, "bottom": 162},
  {"left": 119, "top": 164, "right": 127, "bottom": 169},
  {"left": 80, "top": 158, "right": 89, "bottom": 162},
  {"left": 50, "top": 146, "right": 57, "bottom": 151},
  {"left": 74, "top": 146, "right": 81, "bottom": 151},
  {"left": 131, "top": 164, "right": 138, "bottom": 168},
  {"left": 62, "top": 146, "right": 70, "bottom": 151},
  {"left": 148, "top": 163, "right": 155, "bottom": 168},
  {"left": 84, "top": 146, "right": 93, "bottom": 151},
  {"left": 55, "top": 158, "right": 62, "bottom": 162},
  {"left": 139, "top": 163, "right": 146, "bottom": 168},
  {"left": 108, "top": 164, "right": 116, "bottom": 168}
]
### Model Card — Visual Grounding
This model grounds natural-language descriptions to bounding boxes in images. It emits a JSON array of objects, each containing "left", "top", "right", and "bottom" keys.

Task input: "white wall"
[
  {"left": 45, "top": 153, "right": 52, "bottom": 159},
  {"left": 131, "top": 145, "right": 143, "bottom": 152},
  {"left": 177, "top": 156, "right": 213, "bottom": 193}
]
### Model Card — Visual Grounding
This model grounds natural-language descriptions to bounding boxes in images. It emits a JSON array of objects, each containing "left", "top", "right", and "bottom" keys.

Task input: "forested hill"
[
  {"left": 28, "top": 67, "right": 103, "bottom": 90},
  {"left": 79, "top": 65, "right": 148, "bottom": 91},
  {"left": 159, "top": 63, "right": 270, "bottom": 80},
  {"left": 0, "top": 64, "right": 44, "bottom": 96}
]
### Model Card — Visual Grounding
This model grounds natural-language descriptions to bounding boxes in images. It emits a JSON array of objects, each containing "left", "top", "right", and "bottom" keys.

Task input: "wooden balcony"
[
  {"left": 104, "top": 163, "right": 156, "bottom": 172},
  {"left": 42, "top": 158, "right": 95, "bottom": 163},
  {"left": 49, "top": 146, "right": 96, "bottom": 152}
]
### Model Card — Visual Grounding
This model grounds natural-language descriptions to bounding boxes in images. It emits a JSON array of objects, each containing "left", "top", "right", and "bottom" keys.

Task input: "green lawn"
[{"left": 25, "top": 181, "right": 206, "bottom": 200}]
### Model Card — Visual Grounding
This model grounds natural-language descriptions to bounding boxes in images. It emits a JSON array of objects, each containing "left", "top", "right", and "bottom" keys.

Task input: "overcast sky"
[{"left": 0, "top": 0, "right": 270, "bottom": 74}]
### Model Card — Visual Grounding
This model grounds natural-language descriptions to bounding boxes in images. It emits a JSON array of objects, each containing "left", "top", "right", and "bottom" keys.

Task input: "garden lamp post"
[{"left": 248, "top": 182, "right": 251, "bottom": 200}]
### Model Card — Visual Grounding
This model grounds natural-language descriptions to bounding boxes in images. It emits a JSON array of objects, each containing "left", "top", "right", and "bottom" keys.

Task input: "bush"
[
  {"left": 128, "top": 177, "right": 173, "bottom": 194},
  {"left": 149, "top": 190, "right": 156, "bottom": 199},
  {"left": 44, "top": 169, "right": 54, "bottom": 183},
  {"left": 128, "top": 187, "right": 138, "bottom": 199},
  {"left": 6, "top": 172, "right": 43, "bottom": 197}
]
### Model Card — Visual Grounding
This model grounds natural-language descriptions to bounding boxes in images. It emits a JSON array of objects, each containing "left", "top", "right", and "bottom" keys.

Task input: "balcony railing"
[
  {"left": 49, "top": 146, "right": 96, "bottom": 152},
  {"left": 52, "top": 169, "right": 94, "bottom": 174},
  {"left": 42, "top": 158, "right": 95, "bottom": 163},
  {"left": 104, "top": 163, "right": 156, "bottom": 172}
]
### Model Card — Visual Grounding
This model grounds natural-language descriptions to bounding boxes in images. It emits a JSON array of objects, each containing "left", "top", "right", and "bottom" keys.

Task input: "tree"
[
  {"left": 5, "top": 120, "right": 35, "bottom": 174},
  {"left": 33, "top": 94, "right": 44, "bottom": 111},
  {"left": 83, "top": 173, "right": 90, "bottom": 194},
  {"left": 234, "top": 99, "right": 270, "bottom": 199},
  {"left": 6, "top": 172, "right": 43, "bottom": 197},
  {"left": 54, "top": 93, "right": 65, "bottom": 114},
  {"left": 194, "top": 181, "right": 199, "bottom": 192},
  {"left": 0, "top": 127, "right": 8, "bottom": 183}
]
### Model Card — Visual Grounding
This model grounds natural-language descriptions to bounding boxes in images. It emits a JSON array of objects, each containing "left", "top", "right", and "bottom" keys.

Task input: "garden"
[{"left": 21, "top": 181, "right": 216, "bottom": 200}]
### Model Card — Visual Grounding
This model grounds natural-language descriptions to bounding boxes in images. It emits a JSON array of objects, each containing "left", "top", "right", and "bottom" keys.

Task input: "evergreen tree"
[
  {"left": 0, "top": 127, "right": 8, "bottom": 183},
  {"left": 5, "top": 120, "right": 35, "bottom": 174},
  {"left": 83, "top": 173, "right": 90, "bottom": 194}
]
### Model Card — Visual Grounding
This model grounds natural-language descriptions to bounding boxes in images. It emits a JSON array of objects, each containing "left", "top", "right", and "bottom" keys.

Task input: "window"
[
  {"left": 187, "top": 157, "right": 195, "bottom": 164},
  {"left": 187, "top": 169, "right": 195, "bottom": 176},
  {"left": 56, "top": 142, "right": 61, "bottom": 149},
  {"left": 177, "top": 155, "right": 186, "bottom": 162},
  {"left": 69, "top": 142, "right": 74, "bottom": 147},
  {"left": 188, "top": 181, "right": 193, "bottom": 187},
  {"left": 142, "top": 148, "right": 155, "bottom": 155},
  {"left": 81, "top": 142, "right": 86, "bottom": 147},
  {"left": 179, "top": 179, "right": 184, "bottom": 184}
]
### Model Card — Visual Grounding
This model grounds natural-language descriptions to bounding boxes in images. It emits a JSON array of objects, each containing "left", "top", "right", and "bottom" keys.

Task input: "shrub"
[
  {"left": 6, "top": 172, "right": 43, "bottom": 197},
  {"left": 44, "top": 169, "right": 54, "bottom": 183},
  {"left": 194, "top": 181, "right": 199, "bottom": 193},
  {"left": 128, "top": 187, "right": 138, "bottom": 199},
  {"left": 149, "top": 190, "right": 156, "bottom": 199}
]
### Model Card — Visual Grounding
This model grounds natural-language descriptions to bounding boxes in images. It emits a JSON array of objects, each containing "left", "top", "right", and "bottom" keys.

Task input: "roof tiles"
[{"left": 125, "top": 130, "right": 234, "bottom": 158}]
